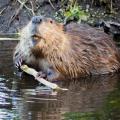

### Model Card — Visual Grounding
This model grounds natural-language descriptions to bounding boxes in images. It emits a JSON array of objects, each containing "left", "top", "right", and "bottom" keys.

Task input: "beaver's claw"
[
  {"left": 15, "top": 57, "right": 23, "bottom": 68},
  {"left": 14, "top": 52, "right": 24, "bottom": 69}
]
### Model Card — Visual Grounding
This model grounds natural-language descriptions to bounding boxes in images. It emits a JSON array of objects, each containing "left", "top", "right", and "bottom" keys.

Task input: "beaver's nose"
[{"left": 31, "top": 16, "right": 43, "bottom": 24}]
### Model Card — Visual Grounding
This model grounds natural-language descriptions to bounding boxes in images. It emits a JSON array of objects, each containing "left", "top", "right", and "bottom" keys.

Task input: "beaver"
[{"left": 13, "top": 16, "right": 120, "bottom": 81}]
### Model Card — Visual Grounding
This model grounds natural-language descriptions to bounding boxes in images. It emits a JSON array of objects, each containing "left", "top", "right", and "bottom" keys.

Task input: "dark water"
[{"left": 0, "top": 40, "right": 120, "bottom": 120}]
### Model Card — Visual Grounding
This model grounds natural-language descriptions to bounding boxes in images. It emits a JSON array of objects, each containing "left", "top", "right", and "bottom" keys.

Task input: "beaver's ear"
[
  {"left": 62, "top": 23, "right": 67, "bottom": 32},
  {"left": 59, "top": 23, "right": 66, "bottom": 32}
]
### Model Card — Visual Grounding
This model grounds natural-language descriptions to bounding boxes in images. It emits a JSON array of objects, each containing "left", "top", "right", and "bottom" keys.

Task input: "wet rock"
[
  {"left": 93, "top": 21, "right": 120, "bottom": 35},
  {"left": 100, "top": 21, "right": 120, "bottom": 44}
]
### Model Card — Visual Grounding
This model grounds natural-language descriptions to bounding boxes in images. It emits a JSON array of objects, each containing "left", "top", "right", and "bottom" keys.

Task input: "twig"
[
  {"left": 8, "top": 0, "right": 28, "bottom": 27},
  {"left": 110, "top": 0, "right": 113, "bottom": 13},
  {"left": 30, "top": 0, "right": 35, "bottom": 16},
  {"left": 17, "top": 0, "right": 35, "bottom": 15},
  {"left": 0, "top": 7, "right": 6, "bottom": 16},
  {"left": 21, "top": 65, "right": 68, "bottom": 91},
  {"left": 48, "top": 0, "right": 55, "bottom": 9},
  {"left": 8, "top": 0, "right": 35, "bottom": 27},
  {"left": 0, "top": 33, "right": 20, "bottom": 38}
]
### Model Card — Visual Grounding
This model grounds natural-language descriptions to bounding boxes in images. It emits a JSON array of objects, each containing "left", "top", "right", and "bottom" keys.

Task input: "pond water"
[{"left": 0, "top": 40, "right": 120, "bottom": 120}]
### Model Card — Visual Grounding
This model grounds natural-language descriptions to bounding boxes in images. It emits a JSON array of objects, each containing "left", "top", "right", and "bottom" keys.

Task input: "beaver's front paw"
[
  {"left": 35, "top": 71, "right": 47, "bottom": 79},
  {"left": 13, "top": 51, "right": 24, "bottom": 70}
]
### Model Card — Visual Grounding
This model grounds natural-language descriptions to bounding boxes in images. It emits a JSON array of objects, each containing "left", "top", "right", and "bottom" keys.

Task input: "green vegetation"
[
  {"left": 54, "top": 0, "right": 115, "bottom": 23},
  {"left": 54, "top": 1, "right": 89, "bottom": 23},
  {"left": 63, "top": 5, "right": 89, "bottom": 23},
  {"left": 63, "top": 112, "right": 101, "bottom": 120}
]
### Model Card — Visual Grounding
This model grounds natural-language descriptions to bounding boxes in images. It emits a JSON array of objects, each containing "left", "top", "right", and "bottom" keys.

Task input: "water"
[{"left": 0, "top": 40, "right": 120, "bottom": 120}]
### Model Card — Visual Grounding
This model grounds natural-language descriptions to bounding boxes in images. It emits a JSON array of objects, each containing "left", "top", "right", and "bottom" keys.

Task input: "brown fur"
[{"left": 14, "top": 17, "right": 120, "bottom": 80}]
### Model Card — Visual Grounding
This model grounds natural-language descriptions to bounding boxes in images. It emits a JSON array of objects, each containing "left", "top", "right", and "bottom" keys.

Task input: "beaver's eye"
[{"left": 50, "top": 20, "right": 53, "bottom": 24}]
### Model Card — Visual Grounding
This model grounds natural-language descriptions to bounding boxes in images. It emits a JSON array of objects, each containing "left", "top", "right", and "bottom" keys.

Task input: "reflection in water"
[
  {"left": 0, "top": 40, "right": 120, "bottom": 120},
  {"left": 0, "top": 74, "right": 120, "bottom": 120}
]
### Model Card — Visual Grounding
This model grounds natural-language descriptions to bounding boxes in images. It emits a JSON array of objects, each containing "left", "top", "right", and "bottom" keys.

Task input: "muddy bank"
[
  {"left": 0, "top": 0, "right": 57, "bottom": 33},
  {"left": 0, "top": 0, "right": 120, "bottom": 33}
]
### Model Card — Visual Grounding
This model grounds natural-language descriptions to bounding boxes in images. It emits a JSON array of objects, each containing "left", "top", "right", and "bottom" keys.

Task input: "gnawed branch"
[{"left": 21, "top": 65, "right": 68, "bottom": 91}]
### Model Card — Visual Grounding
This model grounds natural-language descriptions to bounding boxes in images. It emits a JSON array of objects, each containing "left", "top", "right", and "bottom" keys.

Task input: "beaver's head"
[
  {"left": 31, "top": 16, "right": 64, "bottom": 37},
  {"left": 30, "top": 16, "right": 67, "bottom": 56},
  {"left": 13, "top": 16, "right": 67, "bottom": 69}
]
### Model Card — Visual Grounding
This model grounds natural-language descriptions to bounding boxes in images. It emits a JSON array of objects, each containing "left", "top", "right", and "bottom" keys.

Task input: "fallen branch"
[
  {"left": 17, "top": 0, "right": 35, "bottom": 15},
  {"left": 21, "top": 65, "right": 68, "bottom": 91}
]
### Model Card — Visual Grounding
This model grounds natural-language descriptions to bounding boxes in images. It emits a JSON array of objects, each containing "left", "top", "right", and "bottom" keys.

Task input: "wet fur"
[{"left": 14, "top": 18, "right": 120, "bottom": 80}]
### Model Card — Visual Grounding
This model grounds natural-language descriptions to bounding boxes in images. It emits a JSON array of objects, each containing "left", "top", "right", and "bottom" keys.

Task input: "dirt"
[
  {"left": 0, "top": 0, "right": 120, "bottom": 33},
  {"left": 0, "top": 0, "right": 58, "bottom": 33}
]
